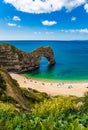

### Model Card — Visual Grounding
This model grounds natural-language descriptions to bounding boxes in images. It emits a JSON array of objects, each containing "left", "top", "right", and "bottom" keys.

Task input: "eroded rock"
[{"left": 0, "top": 43, "right": 56, "bottom": 73}]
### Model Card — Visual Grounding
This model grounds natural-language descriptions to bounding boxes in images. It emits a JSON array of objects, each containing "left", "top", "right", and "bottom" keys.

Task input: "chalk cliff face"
[{"left": 0, "top": 43, "right": 56, "bottom": 73}]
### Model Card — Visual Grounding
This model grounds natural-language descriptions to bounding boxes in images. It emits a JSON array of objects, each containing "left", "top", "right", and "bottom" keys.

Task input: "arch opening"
[{"left": 39, "top": 56, "right": 49, "bottom": 72}]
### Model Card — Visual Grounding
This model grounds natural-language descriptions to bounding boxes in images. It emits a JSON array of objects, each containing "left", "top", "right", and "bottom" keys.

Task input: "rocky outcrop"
[{"left": 0, "top": 43, "right": 56, "bottom": 73}]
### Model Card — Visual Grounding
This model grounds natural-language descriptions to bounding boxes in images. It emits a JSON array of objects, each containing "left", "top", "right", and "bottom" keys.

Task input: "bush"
[
  {"left": 82, "top": 92, "right": 88, "bottom": 112},
  {"left": 0, "top": 96, "right": 88, "bottom": 130}
]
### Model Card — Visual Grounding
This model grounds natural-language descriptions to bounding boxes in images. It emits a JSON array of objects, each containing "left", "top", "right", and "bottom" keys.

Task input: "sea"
[{"left": 0, "top": 40, "right": 88, "bottom": 81}]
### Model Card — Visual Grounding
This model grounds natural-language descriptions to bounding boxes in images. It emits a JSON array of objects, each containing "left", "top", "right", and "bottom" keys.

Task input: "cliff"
[
  {"left": 0, "top": 68, "right": 30, "bottom": 111},
  {"left": 0, "top": 68, "right": 49, "bottom": 111},
  {"left": 0, "top": 43, "right": 56, "bottom": 73}
]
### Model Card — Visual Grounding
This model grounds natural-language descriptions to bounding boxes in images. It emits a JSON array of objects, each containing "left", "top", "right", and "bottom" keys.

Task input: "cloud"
[
  {"left": 7, "top": 22, "right": 21, "bottom": 28},
  {"left": 34, "top": 32, "right": 41, "bottom": 34},
  {"left": 79, "top": 28, "right": 88, "bottom": 33},
  {"left": 13, "top": 16, "right": 21, "bottom": 21},
  {"left": 42, "top": 20, "right": 57, "bottom": 26},
  {"left": 71, "top": 17, "right": 76, "bottom": 21},
  {"left": 4, "top": 0, "right": 86, "bottom": 14},
  {"left": 45, "top": 31, "right": 54, "bottom": 34},
  {"left": 8, "top": 22, "right": 16, "bottom": 26},
  {"left": 60, "top": 29, "right": 88, "bottom": 33},
  {"left": 84, "top": 3, "right": 88, "bottom": 12}
]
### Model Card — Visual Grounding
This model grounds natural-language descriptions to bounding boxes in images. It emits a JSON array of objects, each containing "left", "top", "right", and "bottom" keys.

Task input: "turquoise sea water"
[{"left": 0, "top": 40, "right": 88, "bottom": 81}]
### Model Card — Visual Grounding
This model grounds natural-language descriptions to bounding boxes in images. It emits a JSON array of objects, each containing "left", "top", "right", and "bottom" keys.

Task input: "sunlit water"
[{"left": 0, "top": 40, "right": 88, "bottom": 81}]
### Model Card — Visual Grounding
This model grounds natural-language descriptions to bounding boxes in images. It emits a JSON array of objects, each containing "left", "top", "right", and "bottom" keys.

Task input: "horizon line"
[{"left": 0, "top": 39, "right": 88, "bottom": 42}]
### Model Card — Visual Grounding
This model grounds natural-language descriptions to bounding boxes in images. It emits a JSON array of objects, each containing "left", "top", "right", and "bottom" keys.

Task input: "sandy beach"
[{"left": 10, "top": 73, "right": 88, "bottom": 97}]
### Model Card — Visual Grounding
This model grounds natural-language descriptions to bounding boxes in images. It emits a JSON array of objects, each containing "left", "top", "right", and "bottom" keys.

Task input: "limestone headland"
[{"left": 0, "top": 43, "right": 56, "bottom": 73}]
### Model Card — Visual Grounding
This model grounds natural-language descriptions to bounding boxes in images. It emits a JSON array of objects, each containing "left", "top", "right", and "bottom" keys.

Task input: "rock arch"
[
  {"left": 0, "top": 44, "right": 56, "bottom": 73},
  {"left": 33, "top": 46, "right": 56, "bottom": 66}
]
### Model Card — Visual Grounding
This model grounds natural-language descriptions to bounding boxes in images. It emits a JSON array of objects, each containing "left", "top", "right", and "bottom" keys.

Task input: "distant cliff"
[{"left": 0, "top": 43, "right": 56, "bottom": 73}]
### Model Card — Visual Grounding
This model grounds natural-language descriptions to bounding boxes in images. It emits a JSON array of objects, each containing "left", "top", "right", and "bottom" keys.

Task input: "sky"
[{"left": 0, "top": 0, "right": 88, "bottom": 40}]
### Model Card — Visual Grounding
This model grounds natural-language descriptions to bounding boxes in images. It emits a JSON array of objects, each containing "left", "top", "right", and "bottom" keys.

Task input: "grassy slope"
[
  {"left": 0, "top": 94, "right": 88, "bottom": 130},
  {"left": 0, "top": 68, "right": 49, "bottom": 112},
  {"left": 0, "top": 67, "right": 88, "bottom": 130}
]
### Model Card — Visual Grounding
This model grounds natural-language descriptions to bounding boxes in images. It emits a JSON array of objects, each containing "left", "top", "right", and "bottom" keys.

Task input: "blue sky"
[{"left": 0, "top": 0, "right": 88, "bottom": 40}]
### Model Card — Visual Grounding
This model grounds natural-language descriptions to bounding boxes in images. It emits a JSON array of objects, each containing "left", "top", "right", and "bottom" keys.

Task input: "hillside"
[
  {"left": 0, "top": 68, "right": 31, "bottom": 111},
  {"left": 0, "top": 68, "right": 88, "bottom": 129},
  {"left": 0, "top": 68, "right": 49, "bottom": 111}
]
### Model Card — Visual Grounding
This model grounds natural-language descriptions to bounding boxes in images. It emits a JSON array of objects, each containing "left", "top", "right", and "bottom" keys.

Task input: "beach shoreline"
[
  {"left": 22, "top": 73, "right": 88, "bottom": 83},
  {"left": 10, "top": 73, "right": 88, "bottom": 97}
]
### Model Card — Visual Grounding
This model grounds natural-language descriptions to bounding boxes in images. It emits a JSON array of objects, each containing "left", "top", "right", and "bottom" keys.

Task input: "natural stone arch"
[
  {"left": 33, "top": 46, "right": 56, "bottom": 67},
  {"left": 39, "top": 56, "right": 49, "bottom": 67},
  {"left": 0, "top": 43, "right": 56, "bottom": 73}
]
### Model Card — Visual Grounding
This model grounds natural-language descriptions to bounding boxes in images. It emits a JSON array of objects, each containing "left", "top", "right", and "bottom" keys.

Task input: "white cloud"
[
  {"left": 60, "top": 29, "right": 88, "bottom": 33},
  {"left": 71, "top": 17, "right": 76, "bottom": 21},
  {"left": 4, "top": 0, "right": 86, "bottom": 14},
  {"left": 34, "top": 32, "right": 37, "bottom": 34},
  {"left": 34, "top": 32, "right": 41, "bottom": 34},
  {"left": 42, "top": 20, "right": 57, "bottom": 26},
  {"left": 8, "top": 22, "right": 16, "bottom": 26},
  {"left": 84, "top": 3, "right": 88, "bottom": 13},
  {"left": 13, "top": 16, "right": 21, "bottom": 21},
  {"left": 7, "top": 22, "right": 21, "bottom": 28},
  {"left": 45, "top": 31, "right": 54, "bottom": 34},
  {"left": 79, "top": 28, "right": 88, "bottom": 33}
]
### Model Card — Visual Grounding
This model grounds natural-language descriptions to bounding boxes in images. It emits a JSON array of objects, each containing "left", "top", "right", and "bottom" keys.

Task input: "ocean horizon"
[{"left": 0, "top": 40, "right": 88, "bottom": 81}]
